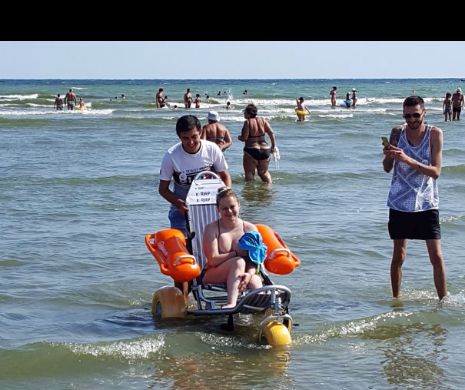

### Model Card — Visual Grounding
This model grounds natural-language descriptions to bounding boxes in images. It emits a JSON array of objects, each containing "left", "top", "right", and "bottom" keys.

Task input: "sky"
[{"left": 1, "top": 41, "right": 465, "bottom": 79}]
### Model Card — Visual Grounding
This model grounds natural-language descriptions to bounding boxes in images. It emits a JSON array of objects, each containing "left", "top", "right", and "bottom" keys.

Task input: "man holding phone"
[{"left": 382, "top": 95, "right": 447, "bottom": 301}]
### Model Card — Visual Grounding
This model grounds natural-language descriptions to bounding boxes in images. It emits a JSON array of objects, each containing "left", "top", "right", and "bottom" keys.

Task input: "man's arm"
[
  {"left": 425, "top": 126, "right": 443, "bottom": 179},
  {"left": 384, "top": 127, "right": 442, "bottom": 179},
  {"left": 383, "top": 127, "right": 401, "bottom": 173},
  {"left": 222, "top": 127, "right": 232, "bottom": 150},
  {"left": 158, "top": 179, "right": 188, "bottom": 212},
  {"left": 392, "top": 129, "right": 442, "bottom": 179},
  {"left": 218, "top": 170, "right": 232, "bottom": 188}
]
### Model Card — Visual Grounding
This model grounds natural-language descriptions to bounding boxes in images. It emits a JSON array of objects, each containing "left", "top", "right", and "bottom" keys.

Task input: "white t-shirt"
[{"left": 159, "top": 140, "right": 228, "bottom": 199}]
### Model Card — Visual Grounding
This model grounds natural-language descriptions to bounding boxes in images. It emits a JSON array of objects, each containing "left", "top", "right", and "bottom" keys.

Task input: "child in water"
[{"left": 443, "top": 92, "right": 452, "bottom": 121}]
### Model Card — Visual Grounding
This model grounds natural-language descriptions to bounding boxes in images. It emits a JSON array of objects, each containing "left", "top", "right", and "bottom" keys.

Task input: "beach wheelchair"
[{"left": 145, "top": 172, "right": 301, "bottom": 346}]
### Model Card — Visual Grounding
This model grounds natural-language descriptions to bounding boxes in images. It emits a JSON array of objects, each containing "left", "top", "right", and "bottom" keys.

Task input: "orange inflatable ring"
[
  {"left": 145, "top": 229, "right": 201, "bottom": 282},
  {"left": 256, "top": 224, "right": 301, "bottom": 275}
]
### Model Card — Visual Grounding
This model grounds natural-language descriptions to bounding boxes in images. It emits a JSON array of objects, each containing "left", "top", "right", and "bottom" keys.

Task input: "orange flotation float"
[
  {"left": 145, "top": 229, "right": 201, "bottom": 282},
  {"left": 256, "top": 224, "right": 301, "bottom": 275}
]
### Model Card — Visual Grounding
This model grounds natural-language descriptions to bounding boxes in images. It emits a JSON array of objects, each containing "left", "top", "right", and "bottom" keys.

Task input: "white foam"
[
  {"left": 66, "top": 336, "right": 165, "bottom": 359},
  {"left": 0, "top": 93, "right": 39, "bottom": 101}
]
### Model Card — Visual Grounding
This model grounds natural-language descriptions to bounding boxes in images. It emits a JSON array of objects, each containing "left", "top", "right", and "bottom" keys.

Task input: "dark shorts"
[
  {"left": 168, "top": 207, "right": 187, "bottom": 236},
  {"left": 388, "top": 209, "right": 441, "bottom": 240},
  {"left": 453, "top": 106, "right": 461, "bottom": 113}
]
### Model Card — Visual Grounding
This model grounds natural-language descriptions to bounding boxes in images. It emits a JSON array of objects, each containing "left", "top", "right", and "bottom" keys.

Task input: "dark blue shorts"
[
  {"left": 168, "top": 207, "right": 187, "bottom": 236},
  {"left": 388, "top": 209, "right": 441, "bottom": 240}
]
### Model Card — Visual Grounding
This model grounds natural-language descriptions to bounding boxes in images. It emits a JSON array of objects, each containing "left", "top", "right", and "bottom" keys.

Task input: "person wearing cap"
[
  {"left": 451, "top": 88, "right": 464, "bottom": 120},
  {"left": 382, "top": 95, "right": 447, "bottom": 301},
  {"left": 201, "top": 111, "right": 232, "bottom": 152},
  {"left": 351, "top": 88, "right": 358, "bottom": 108}
]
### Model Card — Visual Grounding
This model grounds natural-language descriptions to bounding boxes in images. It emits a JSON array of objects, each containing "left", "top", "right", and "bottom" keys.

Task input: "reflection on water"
[
  {"left": 380, "top": 322, "right": 447, "bottom": 388},
  {"left": 241, "top": 181, "right": 273, "bottom": 204},
  {"left": 240, "top": 182, "right": 273, "bottom": 217},
  {"left": 148, "top": 348, "right": 292, "bottom": 390}
]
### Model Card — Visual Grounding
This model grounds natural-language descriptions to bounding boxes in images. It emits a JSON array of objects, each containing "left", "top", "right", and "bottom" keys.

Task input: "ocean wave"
[
  {"left": 0, "top": 93, "right": 39, "bottom": 101},
  {"left": 0, "top": 107, "right": 113, "bottom": 116},
  {"left": 443, "top": 164, "right": 465, "bottom": 174}
]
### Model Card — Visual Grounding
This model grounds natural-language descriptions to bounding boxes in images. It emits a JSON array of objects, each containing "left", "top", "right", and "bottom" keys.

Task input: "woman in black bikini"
[
  {"left": 238, "top": 103, "right": 277, "bottom": 183},
  {"left": 202, "top": 188, "right": 263, "bottom": 308}
]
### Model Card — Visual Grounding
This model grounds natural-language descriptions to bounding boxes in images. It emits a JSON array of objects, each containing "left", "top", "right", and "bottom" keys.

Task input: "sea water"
[{"left": 1, "top": 79, "right": 465, "bottom": 389}]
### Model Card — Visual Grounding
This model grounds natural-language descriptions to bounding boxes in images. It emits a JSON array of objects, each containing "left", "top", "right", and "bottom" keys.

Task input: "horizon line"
[{"left": 1, "top": 77, "right": 465, "bottom": 81}]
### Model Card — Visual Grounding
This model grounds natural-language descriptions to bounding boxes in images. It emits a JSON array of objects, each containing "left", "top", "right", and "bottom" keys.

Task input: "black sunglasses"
[{"left": 403, "top": 113, "right": 422, "bottom": 119}]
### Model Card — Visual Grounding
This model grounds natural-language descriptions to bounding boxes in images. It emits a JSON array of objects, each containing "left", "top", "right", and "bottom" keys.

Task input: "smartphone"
[{"left": 381, "top": 136, "right": 390, "bottom": 147}]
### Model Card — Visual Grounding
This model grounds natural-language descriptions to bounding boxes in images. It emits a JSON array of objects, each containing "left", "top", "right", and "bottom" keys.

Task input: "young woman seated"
[{"left": 202, "top": 188, "right": 263, "bottom": 308}]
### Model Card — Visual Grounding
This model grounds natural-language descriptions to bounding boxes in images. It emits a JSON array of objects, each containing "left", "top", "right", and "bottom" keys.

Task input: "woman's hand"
[{"left": 238, "top": 273, "right": 252, "bottom": 292}]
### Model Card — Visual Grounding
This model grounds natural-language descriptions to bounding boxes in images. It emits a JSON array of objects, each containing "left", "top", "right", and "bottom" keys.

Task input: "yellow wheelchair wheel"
[
  {"left": 260, "top": 320, "right": 292, "bottom": 347},
  {"left": 152, "top": 286, "right": 186, "bottom": 319}
]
